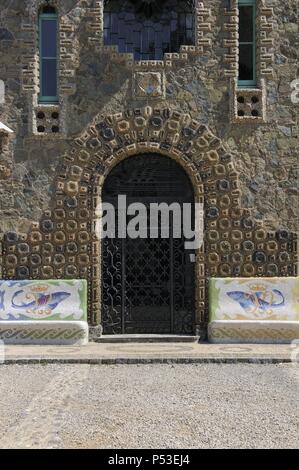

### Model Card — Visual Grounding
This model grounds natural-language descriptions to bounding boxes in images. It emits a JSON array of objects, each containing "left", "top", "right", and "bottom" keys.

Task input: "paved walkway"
[{"left": 1, "top": 342, "right": 297, "bottom": 364}]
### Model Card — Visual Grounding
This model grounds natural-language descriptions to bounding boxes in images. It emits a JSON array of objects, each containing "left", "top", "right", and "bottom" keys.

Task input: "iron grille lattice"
[
  {"left": 102, "top": 154, "right": 195, "bottom": 335},
  {"left": 103, "top": 0, "right": 195, "bottom": 60}
]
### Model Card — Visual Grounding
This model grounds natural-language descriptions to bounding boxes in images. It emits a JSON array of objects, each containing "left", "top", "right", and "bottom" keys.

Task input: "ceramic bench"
[
  {"left": 0, "top": 280, "right": 88, "bottom": 345},
  {"left": 208, "top": 277, "right": 299, "bottom": 344}
]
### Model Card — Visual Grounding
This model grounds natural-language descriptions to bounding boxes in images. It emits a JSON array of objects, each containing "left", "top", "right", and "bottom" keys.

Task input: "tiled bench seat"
[
  {"left": 0, "top": 280, "right": 88, "bottom": 345},
  {"left": 208, "top": 277, "right": 299, "bottom": 344}
]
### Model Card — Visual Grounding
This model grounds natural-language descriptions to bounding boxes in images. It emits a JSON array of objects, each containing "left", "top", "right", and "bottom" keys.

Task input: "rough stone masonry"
[{"left": 0, "top": 0, "right": 297, "bottom": 330}]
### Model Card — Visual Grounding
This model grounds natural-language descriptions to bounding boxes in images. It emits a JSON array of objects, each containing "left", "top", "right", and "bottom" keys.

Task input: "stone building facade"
[{"left": 0, "top": 0, "right": 297, "bottom": 337}]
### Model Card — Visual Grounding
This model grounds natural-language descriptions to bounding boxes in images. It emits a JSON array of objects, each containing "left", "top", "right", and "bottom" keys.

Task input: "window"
[
  {"left": 238, "top": 0, "right": 256, "bottom": 87},
  {"left": 104, "top": 0, "right": 195, "bottom": 61},
  {"left": 39, "top": 6, "right": 58, "bottom": 102}
]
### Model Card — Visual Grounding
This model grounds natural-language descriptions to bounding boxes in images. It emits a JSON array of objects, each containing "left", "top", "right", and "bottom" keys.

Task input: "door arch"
[{"left": 102, "top": 153, "right": 195, "bottom": 334}]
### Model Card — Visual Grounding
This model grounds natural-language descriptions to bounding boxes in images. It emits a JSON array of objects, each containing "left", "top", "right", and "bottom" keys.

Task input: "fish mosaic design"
[
  {"left": 0, "top": 280, "right": 87, "bottom": 321},
  {"left": 227, "top": 289, "right": 285, "bottom": 317},
  {"left": 9, "top": 285, "right": 71, "bottom": 318},
  {"left": 12, "top": 290, "right": 71, "bottom": 314},
  {"left": 209, "top": 277, "right": 299, "bottom": 322}
]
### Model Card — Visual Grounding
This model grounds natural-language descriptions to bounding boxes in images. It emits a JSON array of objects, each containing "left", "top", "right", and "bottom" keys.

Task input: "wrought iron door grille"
[{"left": 102, "top": 154, "right": 195, "bottom": 335}]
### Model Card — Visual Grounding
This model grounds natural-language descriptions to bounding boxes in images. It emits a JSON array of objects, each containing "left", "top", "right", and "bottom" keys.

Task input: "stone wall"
[
  {"left": 0, "top": 0, "right": 297, "bottom": 328},
  {"left": 0, "top": 0, "right": 297, "bottom": 235}
]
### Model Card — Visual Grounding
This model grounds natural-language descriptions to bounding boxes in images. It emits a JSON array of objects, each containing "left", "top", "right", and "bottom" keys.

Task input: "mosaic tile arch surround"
[{"left": 0, "top": 105, "right": 297, "bottom": 335}]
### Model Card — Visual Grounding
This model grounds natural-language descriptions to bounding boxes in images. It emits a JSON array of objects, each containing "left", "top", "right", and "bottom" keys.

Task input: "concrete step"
[{"left": 97, "top": 334, "right": 200, "bottom": 343}]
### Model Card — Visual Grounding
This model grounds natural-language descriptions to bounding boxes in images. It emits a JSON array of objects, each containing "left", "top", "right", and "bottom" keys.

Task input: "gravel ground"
[{"left": 0, "top": 363, "right": 298, "bottom": 449}]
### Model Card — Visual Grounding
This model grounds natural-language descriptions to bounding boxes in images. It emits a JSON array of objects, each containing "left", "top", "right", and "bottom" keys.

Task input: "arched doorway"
[{"left": 102, "top": 153, "right": 195, "bottom": 335}]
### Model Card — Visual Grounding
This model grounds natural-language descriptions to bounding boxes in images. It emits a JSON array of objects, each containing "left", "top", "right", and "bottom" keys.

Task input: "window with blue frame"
[
  {"left": 238, "top": 0, "right": 256, "bottom": 87},
  {"left": 39, "top": 6, "right": 58, "bottom": 102}
]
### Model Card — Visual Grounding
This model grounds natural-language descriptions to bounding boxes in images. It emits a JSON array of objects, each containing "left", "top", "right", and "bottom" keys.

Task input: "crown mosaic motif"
[{"left": 29, "top": 284, "right": 49, "bottom": 293}]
